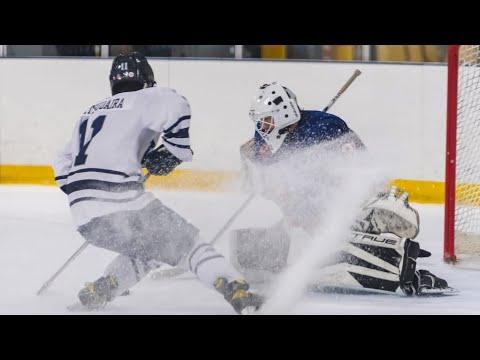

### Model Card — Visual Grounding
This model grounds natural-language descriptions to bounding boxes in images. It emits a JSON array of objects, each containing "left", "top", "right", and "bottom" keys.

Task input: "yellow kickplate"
[
  {"left": 0, "top": 165, "right": 56, "bottom": 186},
  {"left": 0, "top": 165, "right": 239, "bottom": 192},
  {"left": 0, "top": 165, "right": 464, "bottom": 205},
  {"left": 144, "top": 169, "right": 239, "bottom": 192},
  {"left": 391, "top": 179, "right": 445, "bottom": 204}
]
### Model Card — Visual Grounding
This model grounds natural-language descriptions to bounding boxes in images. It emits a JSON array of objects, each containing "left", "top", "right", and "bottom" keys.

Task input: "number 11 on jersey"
[{"left": 74, "top": 115, "right": 106, "bottom": 166}]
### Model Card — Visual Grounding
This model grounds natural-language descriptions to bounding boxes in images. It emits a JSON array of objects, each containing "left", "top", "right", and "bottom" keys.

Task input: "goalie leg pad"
[
  {"left": 311, "top": 232, "right": 427, "bottom": 294},
  {"left": 318, "top": 232, "right": 406, "bottom": 293},
  {"left": 318, "top": 233, "right": 450, "bottom": 296},
  {"left": 230, "top": 222, "right": 291, "bottom": 282},
  {"left": 302, "top": 232, "right": 408, "bottom": 294}
]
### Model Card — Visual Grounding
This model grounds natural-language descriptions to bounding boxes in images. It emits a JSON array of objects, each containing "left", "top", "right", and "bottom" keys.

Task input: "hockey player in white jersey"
[
  {"left": 53, "top": 52, "right": 263, "bottom": 314},
  {"left": 230, "top": 83, "right": 451, "bottom": 296}
]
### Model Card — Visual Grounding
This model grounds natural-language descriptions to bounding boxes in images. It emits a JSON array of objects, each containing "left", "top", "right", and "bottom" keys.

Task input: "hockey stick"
[
  {"left": 323, "top": 69, "right": 362, "bottom": 113},
  {"left": 152, "top": 69, "right": 363, "bottom": 280},
  {"left": 36, "top": 172, "right": 152, "bottom": 296},
  {"left": 150, "top": 193, "right": 255, "bottom": 280},
  {"left": 36, "top": 241, "right": 89, "bottom": 296}
]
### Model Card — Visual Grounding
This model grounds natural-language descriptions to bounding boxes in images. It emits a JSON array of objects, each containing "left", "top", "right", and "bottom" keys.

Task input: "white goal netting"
[{"left": 454, "top": 45, "right": 480, "bottom": 255}]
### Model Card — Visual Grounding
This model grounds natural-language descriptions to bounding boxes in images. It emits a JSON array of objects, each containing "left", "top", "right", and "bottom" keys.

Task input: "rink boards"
[{"left": 0, "top": 58, "right": 454, "bottom": 204}]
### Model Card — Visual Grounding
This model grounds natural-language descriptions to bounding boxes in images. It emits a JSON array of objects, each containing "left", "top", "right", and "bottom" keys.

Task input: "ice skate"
[
  {"left": 413, "top": 270, "right": 459, "bottom": 297},
  {"left": 77, "top": 275, "right": 119, "bottom": 310},
  {"left": 214, "top": 277, "right": 264, "bottom": 315}
]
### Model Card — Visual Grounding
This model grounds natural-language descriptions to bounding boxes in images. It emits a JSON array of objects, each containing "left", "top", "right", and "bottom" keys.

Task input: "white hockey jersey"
[{"left": 53, "top": 86, "right": 193, "bottom": 227}]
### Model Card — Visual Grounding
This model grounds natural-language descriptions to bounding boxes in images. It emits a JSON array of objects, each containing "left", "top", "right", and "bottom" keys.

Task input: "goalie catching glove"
[{"left": 142, "top": 145, "right": 182, "bottom": 176}]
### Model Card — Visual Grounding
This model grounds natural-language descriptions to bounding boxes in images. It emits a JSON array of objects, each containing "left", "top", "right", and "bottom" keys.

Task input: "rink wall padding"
[{"left": 0, "top": 165, "right": 445, "bottom": 204}]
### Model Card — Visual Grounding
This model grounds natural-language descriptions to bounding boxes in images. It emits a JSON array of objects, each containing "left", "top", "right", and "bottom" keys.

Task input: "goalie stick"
[{"left": 323, "top": 69, "right": 362, "bottom": 112}]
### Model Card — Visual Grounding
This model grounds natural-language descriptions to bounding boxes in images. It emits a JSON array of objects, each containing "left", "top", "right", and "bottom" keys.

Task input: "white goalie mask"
[{"left": 249, "top": 83, "right": 302, "bottom": 153}]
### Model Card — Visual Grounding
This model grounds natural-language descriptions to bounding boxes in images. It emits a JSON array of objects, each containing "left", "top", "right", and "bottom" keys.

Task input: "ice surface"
[{"left": 1, "top": 185, "right": 480, "bottom": 315}]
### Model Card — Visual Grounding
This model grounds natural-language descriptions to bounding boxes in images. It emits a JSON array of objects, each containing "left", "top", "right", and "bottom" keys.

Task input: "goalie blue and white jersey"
[
  {"left": 251, "top": 110, "right": 365, "bottom": 164},
  {"left": 53, "top": 86, "right": 193, "bottom": 227},
  {"left": 241, "top": 110, "right": 366, "bottom": 229}
]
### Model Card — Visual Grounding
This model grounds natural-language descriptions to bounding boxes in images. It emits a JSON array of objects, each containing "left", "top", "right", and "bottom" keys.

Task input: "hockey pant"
[{"left": 78, "top": 199, "right": 242, "bottom": 298}]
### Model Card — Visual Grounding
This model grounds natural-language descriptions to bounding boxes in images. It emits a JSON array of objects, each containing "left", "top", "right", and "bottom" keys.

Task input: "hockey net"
[{"left": 444, "top": 45, "right": 480, "bottom": 264}]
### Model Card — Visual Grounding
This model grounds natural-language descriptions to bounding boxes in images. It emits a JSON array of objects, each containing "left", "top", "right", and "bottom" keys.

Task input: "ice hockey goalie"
[{"left": 230, "top": 82, "right": 453, "bottom": 297}]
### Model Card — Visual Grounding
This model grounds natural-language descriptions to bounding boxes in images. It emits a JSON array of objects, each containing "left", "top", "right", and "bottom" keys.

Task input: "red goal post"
[{"left": 444, "top": 45, "right": 459, "bottom": 263}]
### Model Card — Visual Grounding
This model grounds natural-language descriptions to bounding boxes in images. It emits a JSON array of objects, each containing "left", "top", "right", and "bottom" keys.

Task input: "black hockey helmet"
[{"left": 109, "top": 52, "right": 156, "bottom": 95}]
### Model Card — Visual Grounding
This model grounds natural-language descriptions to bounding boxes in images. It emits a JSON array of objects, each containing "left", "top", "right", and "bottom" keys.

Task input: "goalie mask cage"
[{"left": 444, "top": 45, "right": 480, "bottom": 263}]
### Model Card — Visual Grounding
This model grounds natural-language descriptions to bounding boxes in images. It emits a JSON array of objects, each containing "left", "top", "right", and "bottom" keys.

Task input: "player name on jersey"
[{"left": 83, "top": 98, "right": 125, "bottom": 115}]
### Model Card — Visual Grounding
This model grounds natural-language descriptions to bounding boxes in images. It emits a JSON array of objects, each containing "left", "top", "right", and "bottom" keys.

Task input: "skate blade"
[
  {"left": 67, "top": 302, "right": 91, "bottom": 312},
  {"left": 417, "top": 287, "right": 460, "bottom": 297},
  {"left": 66, "top": 302, "right": 106, "bottom": 312},
  {"left": 150, "top": 268, "right": 187, "bottom": 280},
  {"left": 240, "top": 306, "right": 259, "bottom": 315}
]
